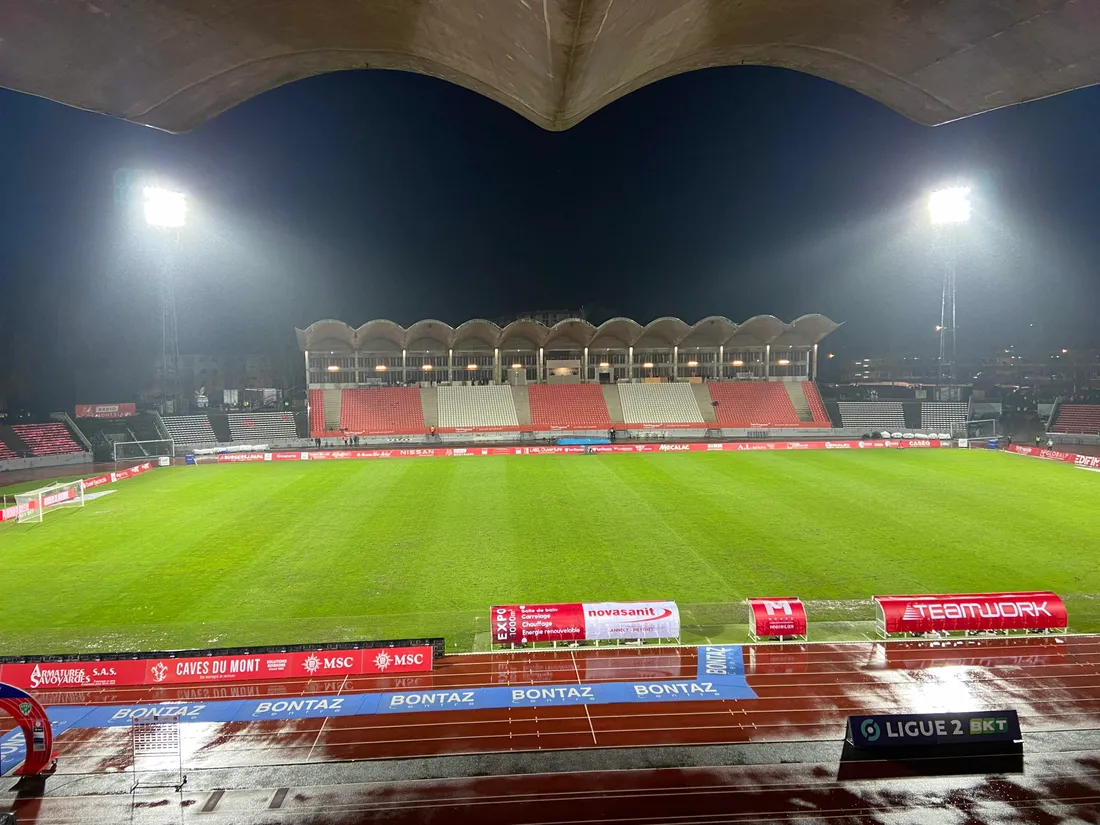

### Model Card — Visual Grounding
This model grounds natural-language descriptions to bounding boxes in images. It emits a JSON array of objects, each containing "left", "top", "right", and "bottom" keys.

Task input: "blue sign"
[
  {"left": 0, "top": 646, "right": 755, "bottom": 757},
  {"left": 847, "top": 710, "right": 1022, "bottom": 749},
  {"left": 696, "top": 646, "right": 746, "bottom": 682}
]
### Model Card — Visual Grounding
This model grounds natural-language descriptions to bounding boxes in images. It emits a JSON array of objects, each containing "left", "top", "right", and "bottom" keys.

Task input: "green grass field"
[{"left": 2, "top": 449, "right": 1098, "bottom": 655}]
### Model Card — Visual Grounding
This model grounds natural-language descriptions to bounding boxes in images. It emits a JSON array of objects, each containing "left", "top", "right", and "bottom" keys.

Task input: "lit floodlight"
[
  {"left": 467, "top": 363, "right": 478, "bottom": 370},
  {"left": 598, "top": 361, "right": 610, "bottom": 368},
  {"left": 144, "top": 187, "right": 187, "bottom": 228},
  {"left": 642, "top": 362, "right": 654, "bottom": 369},
  {"left": 929, "top": 187, "right": 970, "bottom": 225},
  {"left": 731, "top": 360, "right": 744, "bottom": 367},
  {"left": 687, "top": 360, "right": 699, "bottom": 367},
  {"left": 374, "top": 364, "right": 387, "bottom": 371},
  {"left": 777, "top": 358, "right": 791, "bottom": 366},
  {"left": 326, "top": 365, "right": 340, "bottom": 373},
  {"left": 510, "top": 363, "right": 523, "bottom": 369}
]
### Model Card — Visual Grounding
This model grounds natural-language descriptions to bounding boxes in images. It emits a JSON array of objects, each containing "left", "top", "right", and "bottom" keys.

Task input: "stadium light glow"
[
  {"left": 467, "top": 363, "right": 478, "bottom": 370},
  {"left": 687, "top": 360, "right": 699, "bottom": 367},
  {"left": 1062, "top": 348, "right": 1069, "bottom": 354},
  {"left": 510, "top": 363, "right": 523, "bottom": 369},
  {"left": 827, "top": 353, "right": 835, "bottom": 359},
  {"left": 599, "top": 361, "right": 610, "bottom": 368},
  {"left": 731, "top": 360, "right": 744, "bottom": 367},
  {"left": 642, "top": 362, "right": 654, "bottom": 369},
  {"left": 143, "top": 187, "right": 187, "bottom": 228},
  {"left": 777, "top": 358, "right": 791, "bottom": 366},
  {"left": 374, "top": 364, "right": 387, "bottom": 371},
  {"left": 326, "top": 365, "right": 340, "bottom": 372},
  {"left": 422, "top": 364, "right": 433, "bottom": 371},
  {"left": 929, "top": 186, "right": 970, "bottom": 225}
]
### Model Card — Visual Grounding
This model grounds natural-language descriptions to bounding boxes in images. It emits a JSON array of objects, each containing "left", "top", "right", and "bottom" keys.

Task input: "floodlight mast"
[
  {"left": 144, "top": 187, "right": 187, "bottom": 414},
  {"left": 929, "top": 187, "right": 970, "bottom": 401}
]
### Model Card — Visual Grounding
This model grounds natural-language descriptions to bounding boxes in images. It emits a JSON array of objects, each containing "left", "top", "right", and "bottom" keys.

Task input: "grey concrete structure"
[{"left": 3, "top": 1, "right": 1100, "bottom": 132}]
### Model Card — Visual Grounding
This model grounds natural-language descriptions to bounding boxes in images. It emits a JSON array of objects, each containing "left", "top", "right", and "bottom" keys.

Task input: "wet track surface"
[{"left": 4, "top": 636, "right": 1100, "bottom": 823}]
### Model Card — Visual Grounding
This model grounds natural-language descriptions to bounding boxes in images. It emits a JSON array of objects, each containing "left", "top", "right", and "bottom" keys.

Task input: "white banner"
[{"left": 581, "top": 601, "right": 680, "bottom": 640}]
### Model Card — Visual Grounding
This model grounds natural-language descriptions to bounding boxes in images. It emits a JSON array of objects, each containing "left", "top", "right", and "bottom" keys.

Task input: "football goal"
[
  {"left": 113, "top": 439, "right": 174, "bottom": 462},
  {"left": 14, "top": 479, "right": 86, "bottom": 524}
]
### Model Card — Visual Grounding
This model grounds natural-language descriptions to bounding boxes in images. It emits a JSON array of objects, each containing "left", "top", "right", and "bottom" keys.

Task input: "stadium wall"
[{"left": 0, "top": 451, "right": 92, "bottom": 475}]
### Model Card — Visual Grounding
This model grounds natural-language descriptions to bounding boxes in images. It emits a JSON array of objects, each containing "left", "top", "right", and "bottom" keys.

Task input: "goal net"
[
  {"left": 113, "top": 439, "right": 174, "bottom": 462},
  {"left": 14, "top": 480, "right": 85, "bottom": 524}
]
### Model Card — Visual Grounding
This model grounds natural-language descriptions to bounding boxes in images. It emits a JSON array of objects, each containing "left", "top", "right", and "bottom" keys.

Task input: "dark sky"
[{"left": 2, "top": 66, "right": 1099, "bottom": 408}]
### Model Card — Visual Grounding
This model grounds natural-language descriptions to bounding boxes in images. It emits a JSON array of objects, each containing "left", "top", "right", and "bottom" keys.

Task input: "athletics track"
[{"left": 5, "top": 636, "right": 1100, "bottom": 822}]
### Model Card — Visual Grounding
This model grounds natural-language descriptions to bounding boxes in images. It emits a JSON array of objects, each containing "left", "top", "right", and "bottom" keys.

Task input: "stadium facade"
[{"left": 296, "top": 314, "right": 839, "bottom": 388}]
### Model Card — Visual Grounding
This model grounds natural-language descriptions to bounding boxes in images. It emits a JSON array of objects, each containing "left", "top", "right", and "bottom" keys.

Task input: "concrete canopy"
[{"left": 5, "top": 2, "right": 1100, "bottom": 133}]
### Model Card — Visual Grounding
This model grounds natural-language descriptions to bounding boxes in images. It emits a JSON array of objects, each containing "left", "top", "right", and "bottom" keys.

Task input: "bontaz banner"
[
  {"left": 0, "top": 646, "right": 432, "bottom": 690},
  {"left": 875, "top": 592, "right": 1068, "bottom": 635},
  {"left": 74, "top": 403, "right": 136, "bottom": 419},
  {"left": 491, "top": 601, "right": 680, "bottom": 645}
]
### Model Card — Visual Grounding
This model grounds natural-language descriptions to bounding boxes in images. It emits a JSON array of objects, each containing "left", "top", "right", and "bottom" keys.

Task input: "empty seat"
[
  {"left": 1051, "top": 404, "right": 1100, "bottom": 434},
  {"left": 617, "top": 384, "right": 704, "bottom": 424},
  {"left": 340, "top": 387, "right": 425, "bottom": 434},
  {"left": 708, "top": 382, "right": 800, "bottom": 427},
  {"left": 921, "top": 402, "right": 969, "bottom": 430},
  {"left": 837, "top": 402, "right": 906, "bottom": 430},
  {"left": 309, "top": 389, "right": 327, "bottom": 436},
  {"left": 529, "top": 385, "right": 611, "bottom": 429},
  {"left": 437, "top": 386, "right": 519, "bottom": 428},
  {"left": 802, "top": 383, "right": 832, "bottom": 425},
  {"left": 162, "top": 415, "right": 218, "bottom": 445},
  {"left": 228, "top": 411, "right": 298, "bottom": 442},
  {"left": 11, "top": 423, "right": 84, "bottom": 456}
]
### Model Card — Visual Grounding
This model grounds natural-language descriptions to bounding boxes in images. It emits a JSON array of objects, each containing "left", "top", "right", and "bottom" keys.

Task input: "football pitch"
[{"left": 2, "top": 449, "right": 1098, "bottom": 655}]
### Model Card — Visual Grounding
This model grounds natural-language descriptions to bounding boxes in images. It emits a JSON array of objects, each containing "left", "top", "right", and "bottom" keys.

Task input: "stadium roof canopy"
[
  {"left": 296, "top": 315, "right": 840, "bottom": 353},
  {"left": 4, "top": 2, "right": 1100, "bottom": 132}
]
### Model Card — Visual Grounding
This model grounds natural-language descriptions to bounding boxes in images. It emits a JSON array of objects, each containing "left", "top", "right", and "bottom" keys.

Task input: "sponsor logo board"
[
  {"left": 491, "top": 602, "right": 680, "bottom": 644},
  {"left": 75, "top": 403, "right": 136, "bottom": 419},
  {"left": 748, "top": 597, "right": 808, "bottom": 638},
  {"left": 847, "top": 710, "right": 1022, "bottom": 749},
  {"left": 875, "top": 592, "right": 1067, "bottom": 634}
]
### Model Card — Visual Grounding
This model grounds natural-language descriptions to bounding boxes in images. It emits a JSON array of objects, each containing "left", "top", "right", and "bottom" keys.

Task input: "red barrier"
[
  {"left": 75, "top": 403, "right": 136, "bottom": 419},
  {"left": 875, "top": 592, "right": 1068, "bottom": 636},
  {"left": 491, "top": 601, "right": 680, "bottom": 645},
  {"left": 1008, "top": 444, "right": 1100, "bottom": 469},
  {"left": 0, "top": 646, "right": 432, "bottom": 691},
  {"left": 748, "top": 597, "right": 808, "bottom": 639},
  {"left": 211, "top": 439, "right": 945, "bottom": 465}
]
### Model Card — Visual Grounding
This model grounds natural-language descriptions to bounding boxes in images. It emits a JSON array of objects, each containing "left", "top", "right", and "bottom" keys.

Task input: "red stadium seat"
[
  {"left": 11, "top": 423, "right": 84, "bottom": 456},
  {"left": 801, "top": 382, "right": 832, "bottom": 425},
  {"left": 1051, "top": 404, "right": 1100, "bottom": 434},
  {"left": 309, "top": 388, "right": 326, "bottom": 436},
  {"left": 528, "top": 385, "right": 612, "bottom": 430},
  {"left": 707, "top": 382, "right": 802, "bottom": 427},
  {"left": 340, "top": 388, "right": 425, "bottom": 435}
]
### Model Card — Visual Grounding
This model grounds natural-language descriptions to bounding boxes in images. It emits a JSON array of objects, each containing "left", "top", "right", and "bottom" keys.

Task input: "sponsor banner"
[
  {"left": 1008, "top": 444, "right": 1100, "bottom": 469},
  {"left": 847, "top": 710, "right": 1022, "bottom": 749},
  {"left": 1, "top": 647, "right": 432, "bottom": 691},
  {"left": 696, "top": 646, "right": 747, "bottom": 682},
  {"left": 144, "top": 646, "right": 432, "bottom": 685},
  {"left": 748, "top": 597, "right": 808, "bottom": 638},
  {"left": 0, "top": 660, "right": 149, "bottom": 691},
  {"left": 875, "top": 592, "right": 1068, "bottom": 635},
  {"left": 75, "top": 403, "right": 136, "bottom": 419},
  {"left": 491, "top": 601, "right": 680, "bottom": 645}
]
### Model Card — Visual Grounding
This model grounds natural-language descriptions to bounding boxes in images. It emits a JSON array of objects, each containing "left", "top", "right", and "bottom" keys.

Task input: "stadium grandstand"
[{"left": 296, "top": 314, "right": 848, "bottom": 439}]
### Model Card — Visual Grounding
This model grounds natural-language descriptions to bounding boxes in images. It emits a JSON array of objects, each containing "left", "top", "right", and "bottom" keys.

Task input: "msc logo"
[{"left": 860, "top": 719, "right": 880, "bottom": 741}]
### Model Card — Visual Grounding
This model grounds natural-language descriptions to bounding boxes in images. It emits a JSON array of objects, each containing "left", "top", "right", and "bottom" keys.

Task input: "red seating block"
[
  {"left": 11, "top": 423, "right": 83, "bottom": 456},
  {"left": 708, "top": 382, "right": 801, "bottom": 427},
  {"left": 1051, "top": 404, "right": 1100, "bottom": 435},
  {"left": 340, "top": 388, "right": 425, "bottom": 435},
  {"left": 528, "top": 384, "right": 611, "bottom": 429},
  {"left": 802, "top": 382, "right": 832, "bottom": 425},
  {"left": 309, "top": 389, "right": 326, "bottom": 437}
]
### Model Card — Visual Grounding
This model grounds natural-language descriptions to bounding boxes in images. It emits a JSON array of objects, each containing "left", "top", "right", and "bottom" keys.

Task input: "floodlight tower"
[
  {"left": 928, "top": 186, "right": 970, "bottom": 401},
  {"left": 144, "top": 187, "right": 187, "bottom": 413}
]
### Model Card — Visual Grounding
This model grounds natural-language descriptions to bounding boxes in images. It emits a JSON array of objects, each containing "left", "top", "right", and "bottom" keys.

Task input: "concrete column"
[
  {"left": 718, "top": 345, "right": 723, "bottom": 381},
  {"left": 538, "top": 347, "right": 544, "bottom": 384},
  {"left": 448, "top": 348, "right": 454, "bottom": 383},
  {"left": 402, "top": 349, "right": 407, "bottom": 385},
  {"left": 673, "top": 345, "right": 678, "bottom": 380},
  {"left": 628, "top": 346, "right": 634, "bottom": 381},
  {"left": 764, "top": 344, "right": 771, "bottom": 380},
  {"left": 583, "top": 346, "right": 589, "bottom": 382},
  {"left": 811, "top": 344, "right": 818, "bottom": 381},
  {"left": 494, "top": 348, "right": 501, "bottom": 384}
]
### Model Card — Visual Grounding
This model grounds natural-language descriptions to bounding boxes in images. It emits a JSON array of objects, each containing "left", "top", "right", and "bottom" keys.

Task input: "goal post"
[
  {"left": 14, "top": 480, "right": 85, "bottom": 524},
  {"left": 113, "top": 439, "right": 174, "bottom": 462}
]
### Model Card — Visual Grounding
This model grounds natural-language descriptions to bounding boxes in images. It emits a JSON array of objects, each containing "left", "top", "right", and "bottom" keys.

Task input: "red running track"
[{"left": 5, "top": 636, "right": 1100, "bottom": 823}]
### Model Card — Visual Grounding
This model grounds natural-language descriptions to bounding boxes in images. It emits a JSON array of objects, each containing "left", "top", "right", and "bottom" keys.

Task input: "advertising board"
[
  {"left": 490, "top": 601, "right": 680, "bottom": 645},
  {"left": 748, "top": 597, "right": 808, "bottom": 639},
  {"left": 875, "top": 592, "right": 1067, "bottom": 635}
]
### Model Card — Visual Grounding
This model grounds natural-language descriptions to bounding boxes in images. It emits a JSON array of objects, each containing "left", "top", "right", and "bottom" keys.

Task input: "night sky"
[{"left": 2, "top": 66, "right": 1099, "bottom": 409}]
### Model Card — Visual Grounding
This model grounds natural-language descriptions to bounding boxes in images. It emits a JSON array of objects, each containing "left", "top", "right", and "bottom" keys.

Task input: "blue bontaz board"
[{"left": 2, "top": 646, "right": 752, "bottom": 774}]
